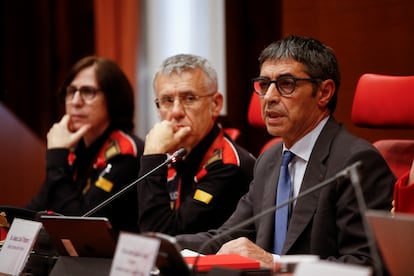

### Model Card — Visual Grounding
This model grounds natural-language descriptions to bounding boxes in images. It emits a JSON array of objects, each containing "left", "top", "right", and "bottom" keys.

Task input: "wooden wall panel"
[
  {"left": 1, "top": 0, "right": 94, "bottom": 207},
  {"left": 0, "top": 103, "right": 46, "bottom": 207},
  {"left": 225, "top": 0, "right": 282, "bottom": 155},
  {"left": 281, "top": 0, "right": 414, "bottom": 142}
]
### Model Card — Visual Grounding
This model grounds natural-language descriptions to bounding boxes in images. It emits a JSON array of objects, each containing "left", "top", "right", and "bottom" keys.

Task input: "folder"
[{"left": 184, "top": 254, "right": 260, "bottom": 272}]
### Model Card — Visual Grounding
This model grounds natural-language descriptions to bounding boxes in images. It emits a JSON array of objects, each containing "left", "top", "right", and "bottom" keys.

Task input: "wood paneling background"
[
  {"left": 281, "top": 0, "right": 414, "bottom": 144},
  {"left": 0, "top": 103, "right": 45, "bottom": 207}
]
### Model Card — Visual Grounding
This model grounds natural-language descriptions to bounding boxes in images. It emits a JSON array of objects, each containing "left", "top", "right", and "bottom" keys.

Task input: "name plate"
[
  {"left": 0, "top": 218, "right": 42, "bottom": 276},
  {"left": 110, "top": 232, "right": 160, "bottom": 276}
]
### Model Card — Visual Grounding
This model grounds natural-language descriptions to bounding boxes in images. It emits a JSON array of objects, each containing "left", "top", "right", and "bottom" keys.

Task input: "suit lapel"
[{"left": 283, "top": 117, "right": 341, "bottom": 253}]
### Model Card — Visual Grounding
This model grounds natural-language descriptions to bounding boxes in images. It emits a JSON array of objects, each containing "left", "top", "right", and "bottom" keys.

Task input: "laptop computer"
[
  {"left": 365, "top": 209, "right": 414, "bottom": 276},
  {"left": 39, "top": 215, "right": 118, "bottom": 258}
]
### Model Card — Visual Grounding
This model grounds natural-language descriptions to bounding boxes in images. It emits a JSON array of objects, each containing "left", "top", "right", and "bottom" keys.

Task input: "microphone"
[
  {"left": 82, "top": 148, "right": 187, "bottom": 217},
  {"left": 190, "top": 161, "right": 365, "bottom": 275}
]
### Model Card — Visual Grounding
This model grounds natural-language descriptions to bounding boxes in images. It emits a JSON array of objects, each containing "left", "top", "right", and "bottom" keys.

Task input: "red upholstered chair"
[
  {"left": 247, "top": 92, "right": 282, "bottom": 154},
  {"left": 351, "top": 73, "right": 414, "bottom": 177},
  {"left": 223, "top": 127, "right": 241, "bottom": 141},
  {"left": 247, "top": 92, "right": 264, "bottom": 128}
]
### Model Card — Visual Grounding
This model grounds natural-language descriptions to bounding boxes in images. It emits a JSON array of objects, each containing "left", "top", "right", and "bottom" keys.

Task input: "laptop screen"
[
  {"left": 366, "top": 209, "right": 414, "bottom": 276},
  {"left": 39, "top": 215, "right": 117, "bottom": 258}
]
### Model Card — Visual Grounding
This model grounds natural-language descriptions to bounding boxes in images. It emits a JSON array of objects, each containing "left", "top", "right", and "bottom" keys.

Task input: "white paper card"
[
  {"left": 181, "top": 248, "right": 203, "bottom": 257},
  {"left": 294, "top": 260, "right": 371, "bottom": 276},
  {"left": 0, "top": 218, "right": 42, "bottom": 276},
  {"left": 109, "top": 232, "right": 160, "bottom": 276}
]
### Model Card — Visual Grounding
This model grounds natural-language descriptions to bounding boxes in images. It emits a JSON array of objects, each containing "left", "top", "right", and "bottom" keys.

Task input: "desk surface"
[{"left": 26, "top": 255, "right": 275, "bottom": 276}]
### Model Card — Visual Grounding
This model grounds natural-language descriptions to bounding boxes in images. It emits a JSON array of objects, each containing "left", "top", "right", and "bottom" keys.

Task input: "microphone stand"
[
  {"left": 82, "top": 148, "right": 186, "bottom": 217},
  {"left": 190, "top": 161, "right": 363, "bottom": 275},
  {"left": 348, "top": 164, "right": 383, "bottom": 276}
]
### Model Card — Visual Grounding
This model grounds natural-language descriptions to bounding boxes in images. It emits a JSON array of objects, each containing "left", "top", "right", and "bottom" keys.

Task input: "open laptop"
[
  {"left": 365, "top": 209, "right": 414, "bottom": 276},
  {"left": 39, "top": 215, "right": 117, "bottom": 258}
]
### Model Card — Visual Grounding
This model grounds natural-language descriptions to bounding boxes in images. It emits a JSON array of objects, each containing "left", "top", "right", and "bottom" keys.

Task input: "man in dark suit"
[{"left": 176, "top": 36, "right": 395, "bottom": 273}]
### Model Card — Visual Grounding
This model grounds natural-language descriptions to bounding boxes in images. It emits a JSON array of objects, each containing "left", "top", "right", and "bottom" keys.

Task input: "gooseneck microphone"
[
  {"left": 190, "top": 161, "right": 366, "bottom": 275},
  {"left": 82, "top": 148, "right": 187, "bottom": 217}
]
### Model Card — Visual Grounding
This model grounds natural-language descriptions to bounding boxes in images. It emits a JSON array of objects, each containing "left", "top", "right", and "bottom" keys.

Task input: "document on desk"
[
  {"left": 295, "top": 260, "right": 371, "bottom": 276},
  {"left": 181, "top": 248, "right": 203, "bottom": 257},
  {"left": 0, "top": 218, "right": 42, "bottom": 276}
]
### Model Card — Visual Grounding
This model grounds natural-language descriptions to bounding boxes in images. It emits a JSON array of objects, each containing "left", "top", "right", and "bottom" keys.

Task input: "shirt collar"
[{"left": 283, "top": 116, "right": 329, "bottom": 162}]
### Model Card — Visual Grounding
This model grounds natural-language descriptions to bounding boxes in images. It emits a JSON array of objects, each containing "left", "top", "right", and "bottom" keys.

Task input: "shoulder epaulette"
[
  {"left": 94, "top": 130, "right": 138, "bottom": 169},
  {"left": 195, "top": 130, "right": 241, "bottom": 182}
]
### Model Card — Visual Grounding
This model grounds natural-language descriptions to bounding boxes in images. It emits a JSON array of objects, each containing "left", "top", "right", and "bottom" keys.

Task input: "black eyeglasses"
[
  {"left": 65, "top": 85, "right": 102, "bottom": 102},
  {"left": 252, "top": 76, "right": 321, "bottom": 97}
]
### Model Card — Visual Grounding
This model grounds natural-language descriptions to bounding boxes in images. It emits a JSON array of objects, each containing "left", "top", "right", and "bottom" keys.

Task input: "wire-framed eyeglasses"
[
  {"left": 252, "top": 76, "right": 321, "bottom": 97},
  {"left": 154, "top": 92, "right": 216, "bottom": 110}
]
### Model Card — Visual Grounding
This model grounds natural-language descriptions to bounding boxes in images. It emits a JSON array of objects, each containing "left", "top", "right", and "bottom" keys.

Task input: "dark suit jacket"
[{"left": 176, "top": 117, "right": 395, "bottom": 269}]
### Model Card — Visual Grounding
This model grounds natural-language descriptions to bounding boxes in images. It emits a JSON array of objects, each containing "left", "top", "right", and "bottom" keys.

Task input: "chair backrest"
[
  {"left": 351, "top": 73, "right": 414, "bottom": 177},
  {"left": 248, "top": 92, "right": 265, "bottom": 128},
  {"left": 373, "top": 139, "right": 414, "bottom": 178},
  {"left": 352, "top": 74, "right": 414, "bottom": 128},
  {"left": 223, "top": 127, "right": 241, "bottom": 141},
  {"left": 247, "top": 92, "right": 282, "bottom": 153}
]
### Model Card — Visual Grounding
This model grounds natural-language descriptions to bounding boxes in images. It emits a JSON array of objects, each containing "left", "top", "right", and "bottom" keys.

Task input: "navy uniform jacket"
[
  {"left": 138, "top": 124, "right": 256, "bottom": 235},
  {"left": 176, "top": 117, "right": 395, "bottom": 270},
  {"left": 27, "top": 128, "right": 144, "bottom": 232}
]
